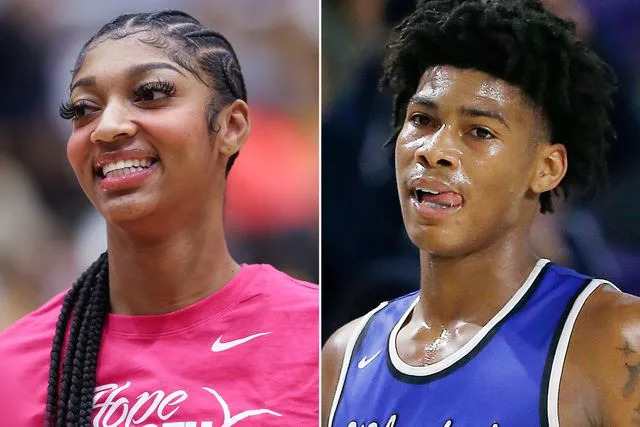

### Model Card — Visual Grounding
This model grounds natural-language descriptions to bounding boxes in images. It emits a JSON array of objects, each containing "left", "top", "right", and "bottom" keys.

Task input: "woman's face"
[{"left": 66, "top": 34, "right": 229, "bottom": 229}]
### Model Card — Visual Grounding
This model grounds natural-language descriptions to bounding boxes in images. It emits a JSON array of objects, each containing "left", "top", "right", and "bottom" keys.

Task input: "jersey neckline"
[
  {"left": 104, "top": 263, "right": 256, "bottom": 337},
  {"left": 388, "top": 258, "right": 550, "bottom": 378}
]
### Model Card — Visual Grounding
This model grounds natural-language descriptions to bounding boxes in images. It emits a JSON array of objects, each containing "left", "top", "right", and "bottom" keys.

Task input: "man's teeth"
[
  {"left": 425, "top": 201, "right": 453, "bottom": 209},
  {"left": 101, "top": 159, "right": 153, "bottom": 177},
  {"left": 417, "top": 188, "right": 440, "bottom": 195}
]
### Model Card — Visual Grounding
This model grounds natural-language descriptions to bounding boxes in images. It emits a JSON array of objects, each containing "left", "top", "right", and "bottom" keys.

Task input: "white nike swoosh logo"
[
  {"left": 357, "top": 350, "right": 382, "bottom": 369},
  {"left": 211, "top": 332, "right": 272, "bottom": 352}
]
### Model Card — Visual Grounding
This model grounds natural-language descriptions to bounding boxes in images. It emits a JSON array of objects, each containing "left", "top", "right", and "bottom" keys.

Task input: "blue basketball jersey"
[{"left": 328, "top": 259, "right": 614, "bottom": 427}]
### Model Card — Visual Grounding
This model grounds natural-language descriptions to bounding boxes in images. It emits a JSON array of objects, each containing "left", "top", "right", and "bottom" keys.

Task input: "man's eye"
[
  {"left": 411, "top": 114, "right": 432, "bottom": 127},
  {"left": 470, "top": 127, "right": 495, "bottom": 140}
]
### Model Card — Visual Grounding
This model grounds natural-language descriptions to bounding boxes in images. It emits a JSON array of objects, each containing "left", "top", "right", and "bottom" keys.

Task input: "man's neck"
[{"left": 416, "top": 237, "right": 539, "bottom": 330}]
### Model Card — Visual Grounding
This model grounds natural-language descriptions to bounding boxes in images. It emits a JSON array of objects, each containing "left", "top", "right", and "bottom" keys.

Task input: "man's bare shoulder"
[
  {"left": 563, "top": 284, "right": 640, "bottom": 425},
  {"left": 323, "top": 318, "right": 362, "bottom": 363},
  {"left": 322, "top": 317, "right": 363, "bottom": 426}
]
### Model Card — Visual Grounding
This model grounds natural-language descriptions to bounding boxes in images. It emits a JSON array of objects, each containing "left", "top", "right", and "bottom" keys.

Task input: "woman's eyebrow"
[
  {"left": 127, "top": 62, "right": 185, "bottom": 77},
  {"left": 70, "top": 62, "right": 185, "bottom": 93}
]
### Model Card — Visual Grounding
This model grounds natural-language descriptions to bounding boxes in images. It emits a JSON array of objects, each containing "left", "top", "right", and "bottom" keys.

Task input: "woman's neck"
[{"left": 105, "top": 221, "right": 238, "bottom": 315}]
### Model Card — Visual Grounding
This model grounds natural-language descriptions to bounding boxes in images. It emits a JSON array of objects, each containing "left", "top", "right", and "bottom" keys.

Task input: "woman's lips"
[{"left": 98, "top": 161, "right": 158, "bottom": 192}]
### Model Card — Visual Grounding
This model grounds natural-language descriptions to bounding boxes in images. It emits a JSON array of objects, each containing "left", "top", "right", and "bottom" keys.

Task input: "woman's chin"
[{"left": 97, "top": 193, "right": 161, "bottom": 229}]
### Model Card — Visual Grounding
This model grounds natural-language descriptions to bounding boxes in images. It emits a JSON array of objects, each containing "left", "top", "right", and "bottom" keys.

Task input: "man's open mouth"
[{"left": 413, "top": 187, "right": 463, "bottom": 209}]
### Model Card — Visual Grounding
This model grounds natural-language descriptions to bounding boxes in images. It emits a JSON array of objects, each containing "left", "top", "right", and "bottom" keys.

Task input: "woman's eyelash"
[
  {"left": 133, "top": 80, "right": 176, "bottom": 99},
  {"left": 59, "top": 100, "right": 90, "bottom": 120},
  {"left": 59, "top": 101, "right": 74, "bottom": 120},
  {"left": 59, "top": 80, "right": 175, "bottom": 121}
]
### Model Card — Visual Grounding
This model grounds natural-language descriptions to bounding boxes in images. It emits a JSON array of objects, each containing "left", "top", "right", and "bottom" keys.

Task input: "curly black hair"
[{"left": 381, "top": 0, "right": 616, "bottom": 213}]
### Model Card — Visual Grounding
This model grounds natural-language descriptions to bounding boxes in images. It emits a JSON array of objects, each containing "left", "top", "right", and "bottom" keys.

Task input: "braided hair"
[
  {"left": 62, "top": 10, "right": 247, "bottom": 175},
  {"left": 382, "top": 0, "right": 616, "bottom": 213},
  {"left": 47, "top": 11, "right": 247, "bottom": 426}
]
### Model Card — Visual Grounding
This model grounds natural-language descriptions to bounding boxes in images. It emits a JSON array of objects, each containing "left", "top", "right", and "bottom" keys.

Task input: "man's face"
[{"left": 395, "top": 66, "right": 550, "bottom": 256}]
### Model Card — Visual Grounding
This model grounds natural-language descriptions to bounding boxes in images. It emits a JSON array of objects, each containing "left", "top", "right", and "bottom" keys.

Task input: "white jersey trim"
[
  {"left": 388, "top": 258, "right": 550, "bottom": 376},
  {"left": 546, "top": 279, "right": 619, "bottom": 426},
  {"left": 327, "top": 301, "right": 389, "bottom": 427}
]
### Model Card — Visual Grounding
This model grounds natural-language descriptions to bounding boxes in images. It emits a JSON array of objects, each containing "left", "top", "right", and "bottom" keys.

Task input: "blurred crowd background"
[
  {"left": 0, "top": 0, "right": 318, "bottom": 330},
  {"left": 323, "top": 0, "right": 640, "bottom": 340},
  {"left": 2, "top": 0, "right": 638, "bottom": 338}
]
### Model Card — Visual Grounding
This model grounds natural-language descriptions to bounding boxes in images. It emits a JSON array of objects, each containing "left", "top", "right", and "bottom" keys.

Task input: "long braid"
[
  {"left": 48, "top": 10, "right": 249, "bottom": 425},
  {"left": 63, "top": 304, "right": 91, "bottom": 423},
  {"left": 45, "top": 253, "right": 107, "bottom": 426},
  {"left": 64, "top": 265, "right": 102, "bottom": 423},
  {"left": 65, "top": 271, "right": 101, "bottom": 426},
  {"left": 77, "top": 260, "right": 110, "bottom": 423},
  {"left": 45, "top": 266, "right": 89, "bottom": 422},
  {"left": 56, "top": 268, "right": 93, "bottom": 425}
]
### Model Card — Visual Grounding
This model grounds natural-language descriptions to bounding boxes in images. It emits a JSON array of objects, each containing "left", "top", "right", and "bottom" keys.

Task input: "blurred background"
[
  {"left": 0, "top": 0, "right": 318, "bottom": 330},
  {"left": 323, "top": 0, "right": 640, "bottom": 341}
]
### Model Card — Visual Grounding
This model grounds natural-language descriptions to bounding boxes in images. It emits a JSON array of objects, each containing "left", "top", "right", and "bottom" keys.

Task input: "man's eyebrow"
[
  {"left": 408, "top": 94, "right": 438, "bottom": 109},
  {"left": 408, "top": 94, "right": 511, "bottom": 129},
  {"left": 70, "top": 62, "right": 185, "bottom": 93},
  {"left": 459, "top": 106, "right": 510, "bottom": 129}
]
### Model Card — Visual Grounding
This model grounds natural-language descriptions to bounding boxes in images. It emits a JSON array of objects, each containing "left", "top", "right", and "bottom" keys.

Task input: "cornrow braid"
[
  {"left": 49, "top": 10, "right": 249, "bottom": 425},
  {"left": 220, "top": 52, "right": 245, "bottom": 101},
  {"left": 181, "top": 28, "right": 247, "bottom": 101},
  {"left": 66, "top": 10, "right": 247, "bottom": 176},
  {"left": 46, "top": 252, "right": 108, "bottom": 426},
  {"left": 179, "top": 28, "right": 247, "bottom": 173},
  {"left": 382, "top": 0, "right": 616, "bottom": 213},
  {"left": 76, "top": 260, "right": 109, "bottom": 423}
]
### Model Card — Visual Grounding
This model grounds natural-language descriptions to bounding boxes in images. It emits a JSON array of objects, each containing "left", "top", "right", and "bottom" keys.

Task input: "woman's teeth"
[{"left": 101, "top": 159, "right": 153, "bottom": 178}]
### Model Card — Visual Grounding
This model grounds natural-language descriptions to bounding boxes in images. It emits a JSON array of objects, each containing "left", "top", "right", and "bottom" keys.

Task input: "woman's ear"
[
  {"left": 215, "top": 99, "right": 250, "bottom": 158},
  {"left": 529, "top": 143, "right": 568, "bottom": 194}
]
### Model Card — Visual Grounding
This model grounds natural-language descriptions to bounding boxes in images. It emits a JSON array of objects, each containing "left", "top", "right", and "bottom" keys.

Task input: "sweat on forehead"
[
  {"left": 416, "top": 65, "right": 551, "bottom": 140},
  {"left": 419, "top": 66, "right": 538, "bottom": 108}
]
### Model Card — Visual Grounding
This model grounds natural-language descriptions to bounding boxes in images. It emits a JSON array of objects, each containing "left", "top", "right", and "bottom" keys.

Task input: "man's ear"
[
  {"left": 529, "top": 142, "right": 568, "bottom": 194},
  {"left": 215, "top": 99, "right": 250, "bottom": 158}
]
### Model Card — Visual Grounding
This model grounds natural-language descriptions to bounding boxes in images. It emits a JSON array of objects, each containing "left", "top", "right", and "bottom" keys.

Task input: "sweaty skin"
[{"left": 322, "top": 66, "right": 640, "bottom": 426}]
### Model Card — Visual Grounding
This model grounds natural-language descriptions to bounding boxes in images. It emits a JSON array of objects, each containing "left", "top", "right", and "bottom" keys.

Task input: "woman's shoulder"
[
  {"left": 0, "top": 289, "right": 67, "bottom": 353},
  {"left": 242, "top": 263, "right": 317, "bottom": 294},
  {"left": 240, "top": 263, "right": 318, "bottom": 310},
  {"left": 0, "top": 289, "right": 66, "bottom": 417}
]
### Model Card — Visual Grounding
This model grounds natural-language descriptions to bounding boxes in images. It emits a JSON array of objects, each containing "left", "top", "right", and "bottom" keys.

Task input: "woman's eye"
[
  {"left": 59, "top": 101, "right": 97, "bottom": 120},
  {"left": 470, "top": 127, "right": 495, "bottom": 140},
  {"left": 134, "top": 81, "right": 176, "bottom": 102},
  {"left": 74, "top": 103, "right": 93, "bottom": 117},
  {"left": 138, "top": 87, "right": 167, "bottom": 101}
]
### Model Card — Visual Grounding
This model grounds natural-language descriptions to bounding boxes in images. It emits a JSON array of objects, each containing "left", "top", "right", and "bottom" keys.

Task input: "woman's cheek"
[{"left": 66, "top": 131, "right": 91, "bottom": 181}]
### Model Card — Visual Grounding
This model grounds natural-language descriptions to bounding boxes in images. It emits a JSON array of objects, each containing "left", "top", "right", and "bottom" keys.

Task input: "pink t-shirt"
[{"left": 0, "top": 264, "right": 318, "bottom": 426}]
